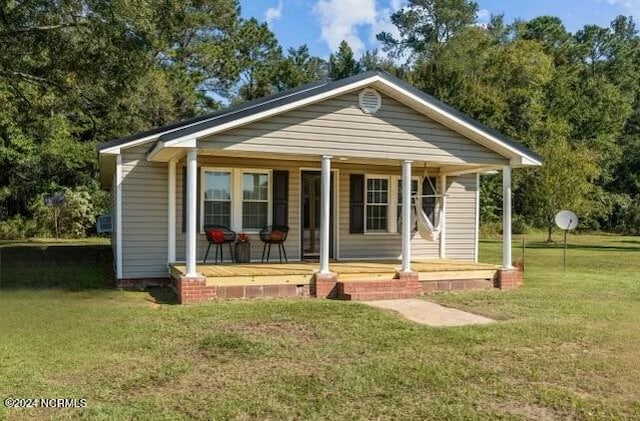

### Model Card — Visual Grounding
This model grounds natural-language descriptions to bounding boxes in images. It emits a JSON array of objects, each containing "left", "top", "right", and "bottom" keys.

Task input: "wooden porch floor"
[{"left": 171, "top": 260, "right": 499, "bottom": 287}]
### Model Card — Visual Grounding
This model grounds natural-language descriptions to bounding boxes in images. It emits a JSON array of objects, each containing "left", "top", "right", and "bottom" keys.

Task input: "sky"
[{"left": 239, "top": 0, "right": 640, "bottom": 58}]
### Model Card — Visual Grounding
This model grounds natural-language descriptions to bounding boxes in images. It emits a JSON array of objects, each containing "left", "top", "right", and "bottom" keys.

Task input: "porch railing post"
[
  {"left": 319, "top": 155, "right": 332, "bottom": 274},
  {"left": 185, "top": 148, "right": 199, "bottom": 277},
  {"left": 502, "top": 165, "right": 513, "bottom": 269},
  {"left": 401, "top": 160, "right": 412, "bottom": 272}
]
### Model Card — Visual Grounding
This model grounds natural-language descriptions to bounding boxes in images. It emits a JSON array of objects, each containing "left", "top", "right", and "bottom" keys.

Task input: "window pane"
[
  {"left": 243, "top": 202, "right": 268, "bottom": 230},
  {"left": 243, "top": 173, "right": 268, "bottom": 201},
  {"left": 204, "top": 172, "right": 231, "bottom": 200},
  {"left": 367, "top": 205, "right": 388, "bottom": 231},
  {"left": 366, "top": 178, "right": 389, "bottom": 231},
  {"left": 397, "top": 180, "right": 419, "bottom": 233},
  {"left": 366, "top": 178, "right": 388, "bottom": 204},
  {"left": 397, "top": 179, "right": 419, "bottom": 203},
  {"left": 204, "top": 201, "right": 231, "bottom": 227},
  {"left": 423, "top": 177, "right": 437, "bottom": 221}
]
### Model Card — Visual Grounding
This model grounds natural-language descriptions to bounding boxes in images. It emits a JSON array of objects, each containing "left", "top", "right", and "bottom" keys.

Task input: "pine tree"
[{"left": 328, "top": 41, "right": 361, "bottom": 80}]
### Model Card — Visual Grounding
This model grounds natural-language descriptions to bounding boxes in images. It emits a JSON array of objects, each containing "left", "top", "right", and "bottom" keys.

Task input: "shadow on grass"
[
  {"left": 0, "top": 244, "right": 114, "bottom": 290},
  {"left": 524, "top": 242, "right": 640, "bottom": 252},
  {"left": 146, "top": 287, "right": 179, "bottom": 305},
  {"left": 618, "top": 239, "right": 640, "bottom": 245}
]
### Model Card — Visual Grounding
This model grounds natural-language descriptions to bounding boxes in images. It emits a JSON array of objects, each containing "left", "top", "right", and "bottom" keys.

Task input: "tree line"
[{"left": 1, "top": 0, "right": 639, "bottom": 239}]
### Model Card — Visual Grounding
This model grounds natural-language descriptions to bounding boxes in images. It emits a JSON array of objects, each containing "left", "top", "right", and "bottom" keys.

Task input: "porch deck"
[{"left": 170, "top": 260, "right": 498, "bottom": 287}]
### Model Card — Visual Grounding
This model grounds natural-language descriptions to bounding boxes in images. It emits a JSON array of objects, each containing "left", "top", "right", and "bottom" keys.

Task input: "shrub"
[
  {"left": 512, "top": 214, "right": 530, "bottom": 235},
  {"left": 0, "top": 216, "right": 38, "bottom": 240},
  {"left": 32, "top": 187, "right": 96, "bottom": 238},
  {"left": 479, "top": 221, "right": 501, "bottom": 238},
  {"left": 618, "top": 199, "right": 640, "bottom": 235},
  {"left": 479, "top": 214, "right": 530, "bottom": 238}
]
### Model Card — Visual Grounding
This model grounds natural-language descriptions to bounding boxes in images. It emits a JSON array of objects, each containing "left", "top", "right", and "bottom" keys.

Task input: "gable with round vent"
[{"left": 358, "top": 88, "right": 382, "bottom": 114}]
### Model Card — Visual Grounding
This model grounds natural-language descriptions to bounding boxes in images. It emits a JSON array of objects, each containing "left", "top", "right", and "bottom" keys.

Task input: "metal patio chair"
[
  {"left": 259, "top": 225, "right": 289, "bottom": 263},
  {"left": 204, "top": 225, "right": 237, "bottom": 264}
]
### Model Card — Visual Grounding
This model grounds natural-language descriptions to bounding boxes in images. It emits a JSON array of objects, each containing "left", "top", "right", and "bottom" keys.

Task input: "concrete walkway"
[{"left": 363, "top": 298, "right": 494, "bottom": 327}]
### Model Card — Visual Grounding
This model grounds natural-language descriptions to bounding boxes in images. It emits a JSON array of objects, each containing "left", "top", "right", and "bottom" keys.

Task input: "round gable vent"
[{"left": 358, "top": 88, "right": 382, "bottom": 114}]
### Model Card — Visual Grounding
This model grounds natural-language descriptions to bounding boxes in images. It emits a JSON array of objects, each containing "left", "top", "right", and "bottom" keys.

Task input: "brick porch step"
[{"left": 336, "top": 279, "right": 422, "bottom": 301}]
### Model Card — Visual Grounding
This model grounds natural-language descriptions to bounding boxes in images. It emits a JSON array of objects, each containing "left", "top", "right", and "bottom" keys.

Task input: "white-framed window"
[
  {"left": 365, "top": 176, "right": 389, "bottom": 232},
  {"left": 396, "top": 177, "right": 420, "bottom": 233},
  {"left": 200, "top": 167, "right": 272, "bottom": 233},
  {"left": 202, "top": 169, "right": 232, "bottom": 229},
  {"left": 241, "top": 171, "right": 270, "bottom": 231}
]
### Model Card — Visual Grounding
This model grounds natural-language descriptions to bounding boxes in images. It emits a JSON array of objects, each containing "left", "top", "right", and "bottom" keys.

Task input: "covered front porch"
[
  {"left": 170, "top": 152, "right": 516, "bottom": 269},
  {"left": 166, "top": 150, "right": 518, "bottom": 300},
  {"left": 170, "top": 259, "right": 503, "bottom": 301}
]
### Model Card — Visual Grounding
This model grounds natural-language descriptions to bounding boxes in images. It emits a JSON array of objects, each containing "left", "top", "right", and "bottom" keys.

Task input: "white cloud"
[
  {"left": 313, "top": 0, "right": 406, "bottom": 55},
  {"left": 265, "top": 0, "right": 284, "bottom": 25},
  {"left": 477, "top": 9, "right": 490, "bottom": 23},
  {"left": 370, "top": 1, "right": 403, "bottom": 47},
  {"left": 606, "top": 0, "right": 640, "bottom": 15}
]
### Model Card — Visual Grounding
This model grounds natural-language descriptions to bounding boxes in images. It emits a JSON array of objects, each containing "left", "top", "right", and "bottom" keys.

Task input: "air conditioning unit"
[{"left": 96, "top": 214, "right": 113, "bottom": 233}]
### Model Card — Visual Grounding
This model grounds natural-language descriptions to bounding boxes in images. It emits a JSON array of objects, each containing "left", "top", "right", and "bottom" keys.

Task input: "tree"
[
  {"left": 274, "top": 45, "right": 327, "bottom": 90},
  {"left": 231, "top": 18, "right": 283, "bottom": 101},
  {"left": 359, "top": 49, "right": 405, "bottom": 77},
  {"left": 377, "top": 0, "right": 479, "bottom": 60},
  {"left": 0, "top": 0, "right": 244, "bottom": 228},
  {"left": 522, "top": 137, "right": 600, "bottom": 241},
  {"left": 328, "top": 41, "right": 360, "bottom": 79}
]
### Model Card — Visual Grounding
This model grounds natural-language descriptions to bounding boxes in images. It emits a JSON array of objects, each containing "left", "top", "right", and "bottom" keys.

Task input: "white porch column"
[
  {"left": 319, "top": 155, "right": 332, "bottom": 274},
  {"left": 115, "top": 154, "right": 123, "bottom": 280},
  {"left": 439, "top": 174, "right": 447, "bottom": 259},
  {"left": 401, "top": 160, "right": 412, "bottom": 272},
  {"left": 167, "top": 159, "right": 176, "bottom": 265},
  {"left": 185, "top": 148, "right": 199, "bottom": 277},
  {"left": 502, "top": 166, "right": 513, "bottom": 268}
]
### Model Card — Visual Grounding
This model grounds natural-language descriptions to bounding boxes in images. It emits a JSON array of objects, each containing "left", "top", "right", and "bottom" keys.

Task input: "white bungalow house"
[{"left": 97, "top": 71, "right": 541, "bottom": 303}]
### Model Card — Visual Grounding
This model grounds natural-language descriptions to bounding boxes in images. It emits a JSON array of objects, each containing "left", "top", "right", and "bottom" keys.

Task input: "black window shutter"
[
  {"left": 272, "top": 170, "right": 289, "bottom": 227},
  {"left": 181, "top": 167, "right": 186, "bottom": 233},
  {"left": 181, "top": 166, "right": 201, "bottom": 232},
  {"left": 196, "top": 169, "right": 201, "bottom": 231},
  {"left": 422, "top": 177, "right": 437, "bottom": 221},
  {"left": 349, "top": 174, "right": 365, "bottom": 233}
]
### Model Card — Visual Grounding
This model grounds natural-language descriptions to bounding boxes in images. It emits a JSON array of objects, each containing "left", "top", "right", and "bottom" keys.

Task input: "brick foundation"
[
  {"left": 495, "top": 266, "right": 523, "bottom": 290},
  {"left": 419, "top": 278, "right": 493, "bottom": 293},
  {"left": 314, "top": 272, "right": 338, "bottom": 298},
  {"left": 174, "top": 276, "right": 216, "bottom": 304},
  {"left": 116, "top": 277, "right": 171, "bottom": 290},
  {"left": 167, "top": 261, "right": 520, "bottom": 303},
  {"left": 217, "top": 284, "right": 310, "bottom": 299}
]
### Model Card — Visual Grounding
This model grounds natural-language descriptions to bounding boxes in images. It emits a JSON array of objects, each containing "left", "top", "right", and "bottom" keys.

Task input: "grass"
[
  {"left": 1, "top": 234, "right": 639, "bottom": 419},
  {"left": 0, "top": 238, "right": 112, "bottom": 289}
]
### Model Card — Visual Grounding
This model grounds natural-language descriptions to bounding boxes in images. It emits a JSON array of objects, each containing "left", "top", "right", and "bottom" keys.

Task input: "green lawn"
[{"left": 1, "top": 234, "right": 639, "bottom": 420}]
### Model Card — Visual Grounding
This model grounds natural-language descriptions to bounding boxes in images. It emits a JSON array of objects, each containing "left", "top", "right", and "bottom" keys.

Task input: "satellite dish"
[
  {"left": 555, "top": 210, "right": 578, "bottom": 231},
  {"left": 554, "top": 210, "right": 578, "bottom": 271}
]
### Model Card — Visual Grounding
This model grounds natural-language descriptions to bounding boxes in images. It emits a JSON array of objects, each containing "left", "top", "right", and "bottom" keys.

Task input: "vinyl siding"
[
  {"left": 337, "top": 171, "right": 477, "bottom": 261},
  {"left": 110, "top": 173, "right": 117, "bottom": 272},
  {"left": 199, "top": 91, "right": 508, "bottom": 166},
  {"left": 121, "top": 145, "right": 169, "bottom": 278},
  {"left": 444, "top": 174, "right": 478, "bottom": 261}
]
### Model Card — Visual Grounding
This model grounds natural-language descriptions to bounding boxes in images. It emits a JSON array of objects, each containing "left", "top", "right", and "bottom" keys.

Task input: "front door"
[{"left": 301, "top": 171, "right": 334, "bottom": 260}]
